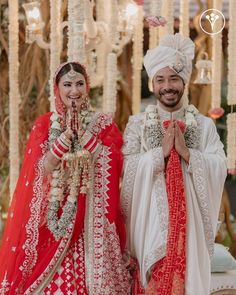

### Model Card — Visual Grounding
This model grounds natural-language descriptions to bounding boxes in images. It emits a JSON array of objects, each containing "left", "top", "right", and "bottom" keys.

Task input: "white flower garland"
[
  {"left": 132, "top": 6, "right": 144, "bottom": 114},
  {"left": 227, "top": 0, "right": 236, "bottom": 105},
  {"left": 211, "top": 0, "right": 222, "bottom": 109},
  {"left": 103, "top": 52, "right": 117, "bottom": 113},
  {"left": 67, "top": 0, "right": 86, "bottom": 63},
  {"left": 47, "top": 111, "right": 92, "bottom": 240},
  {"left": 49, "top": 0, "right": 62, "bottom": 111},
  {"left": 179, "top": 0, "right": 189, "bottom": 37},
  {"left": 227, "top": 0, "right": 236, "bottom": 172},
  {"left": 227, "top": 113, "right": 236, "bottom": 172},
  {"left": 159, "top": 0, "right": 174, "bottom": 38},
  {"left": 149, "top": 0, "right": 162, "bottom": 49},
  {"left": 84, "top": 0, "right": 97, "bottom": 39},
  {"left": 94, "top": 0, "right": 108, "bottom": 90},
  {"left": 144, "top": 104, "right": 200, "bottom": 150},
  {"left": 100, "top": 0, "right": 119, "bottom": 113},
  {"left": 9, "top": 0, "right": 20, "bottom": 199},
  {"left": 179, "top": 0, "right": 190, "bottom": 106}
]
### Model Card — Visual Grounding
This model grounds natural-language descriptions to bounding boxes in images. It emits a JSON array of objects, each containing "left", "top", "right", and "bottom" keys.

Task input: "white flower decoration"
[
  {"left": 186, "top": 119, "right": 197, "bottom": 127},
  {"left": 148, "top": 113, "right": 158, "bottom": 119},
  {"left": 51, "top": 178, "right": 59, "bottom": 187},
  {"left": 52, "top": 170, "right": 60, "bottom": 178},
  {"left": 50, "top": 112, "right": 60, "bottom": 121},
  {"left": 185, "top": 104, "right": 198, "bottom": 126},
  {"left": 146, "top": 119, "right": 159, "bottom": 126},
  {"left": 51, "top": 121, "right": 61, "bottom": 130},
  {"left": 185, "top": 113, "right": 194, "bottom": 120},
  {"left": 186, "top": 104, "right": 198, "bottom": 115},
  {"left": 146, "top": 105, "right": 159, "bottom": 123},
  {"left": 50, "top": 187, "right": 62, "bottom": 196}
]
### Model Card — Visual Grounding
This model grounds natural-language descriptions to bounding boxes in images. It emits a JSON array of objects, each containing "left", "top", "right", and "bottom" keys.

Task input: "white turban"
[{"left": 143, "top": 33, "right": 195, "bottom": 83}]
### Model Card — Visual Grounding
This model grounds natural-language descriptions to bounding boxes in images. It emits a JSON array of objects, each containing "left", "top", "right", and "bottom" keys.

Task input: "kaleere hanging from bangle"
[{"left": 47, "top": 148, "right": 91, "bottom": 241}]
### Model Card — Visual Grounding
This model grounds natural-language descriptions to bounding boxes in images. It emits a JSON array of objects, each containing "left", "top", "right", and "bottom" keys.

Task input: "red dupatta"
[
  {"left": 147, "top": 120, "right": 187, "bottom": 294},
  {"left": 132, "top": 120, "right": 187, "bottom": 295}
]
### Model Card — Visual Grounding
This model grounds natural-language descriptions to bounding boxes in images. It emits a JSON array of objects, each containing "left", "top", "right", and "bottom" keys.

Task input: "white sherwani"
[{"left": 121, "top": 105, "right": 227, "bottom": 295}]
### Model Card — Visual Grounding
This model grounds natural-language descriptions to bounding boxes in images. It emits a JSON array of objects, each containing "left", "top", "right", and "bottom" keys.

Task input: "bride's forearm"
[{"left": 44, "top": 129, "right": 73, "bottom": 174}]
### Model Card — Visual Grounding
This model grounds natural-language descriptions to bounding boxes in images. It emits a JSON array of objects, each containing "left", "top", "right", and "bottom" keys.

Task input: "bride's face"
[{"left": 58, "top": 71, "right": 87, "bottom": 111}]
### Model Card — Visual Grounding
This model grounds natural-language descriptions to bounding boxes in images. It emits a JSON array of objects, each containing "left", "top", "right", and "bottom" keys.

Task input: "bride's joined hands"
[{"left": 68, "top": 98, "right": 86, "bottom": 138}]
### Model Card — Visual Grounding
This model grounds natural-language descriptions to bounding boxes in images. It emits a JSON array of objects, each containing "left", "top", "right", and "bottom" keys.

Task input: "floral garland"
[
  {"left": 47, "top": 111, "right": 92, "bottom": 241},
  {"left": 226, "top": 0, "right": 236, "bottom": 173},
  {"left": 9, "top": 0, "right": 20, "bottom": 199},
  {"left": 67, "top": 0, "right": 86, "bottom": 63},
  {"left": 227, "top": 0, "right": 236, "bottom": 105},
  {"left": 227, "top": 113, "right": 236, "bottom": 174},
  {"left": 159, "top": 0, "right": 173, "bottom": 38},
  {"left": 144, "top": 104, "right": 200, "bottom": 150},
  {"left": 103, "top": 52, "right": 117, "bottom": 113},
  {"left": 208, "top": 0, "right": 224, "bottom": 119},
  {"left": 132, "top": 5, "right": 144, "bottom": 114},
  {"left": 49, "top": 0, "right": 61, "bottom": 111},
  {"left": 179, "top": 0, "right": 189, "bottom": 37},
  {"left": 148, "top": 0, "right": 163, "bottom": 49}
]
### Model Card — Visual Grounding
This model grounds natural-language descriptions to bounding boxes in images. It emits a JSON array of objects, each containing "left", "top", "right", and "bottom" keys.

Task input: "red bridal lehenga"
[{"left": 0, "top": 62, "right": 130, "bottom": 295}]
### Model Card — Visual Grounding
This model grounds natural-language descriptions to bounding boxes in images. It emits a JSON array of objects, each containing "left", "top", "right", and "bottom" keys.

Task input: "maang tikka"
[{"left": 66, "top": 69, "right": 81, "bottom": 80}]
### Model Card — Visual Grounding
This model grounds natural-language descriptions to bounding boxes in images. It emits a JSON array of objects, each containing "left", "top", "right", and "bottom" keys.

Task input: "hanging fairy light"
[
  {"left": 23, "top": 1, "right": 43, "bottom": 30},
  {"left": 118, "top": 0, "right": 138, "bottom": 40},
  {"left": 22, "top": 1, "right": 50, "bottom": 49},
  {"left": 126, "top": 2, "right": 138, "bottom": 17},
  {"left": 194, "top": 52, "right": 212, "bottom": 85}
]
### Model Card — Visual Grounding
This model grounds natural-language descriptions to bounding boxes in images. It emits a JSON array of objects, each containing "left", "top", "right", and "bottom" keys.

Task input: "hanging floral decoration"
[
  {"left": 148, "top": 0, "right": 162, "bottom": 50},
  {"left": 134, "top": 0, "right": 144, "bottom": 5},
  {"left": 145, "top": 15, "right": 167, "bottom": 27},
  {"left": 132, "top": 5, "right": 144, "bottom": 114},
  {"left": 208, "top": 107, "right": 225, "bottom": 120},
  {"left": 9, "top": 0, "right": 20, "bottom": 199}
]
